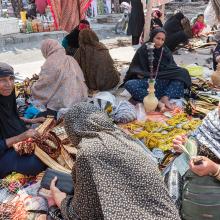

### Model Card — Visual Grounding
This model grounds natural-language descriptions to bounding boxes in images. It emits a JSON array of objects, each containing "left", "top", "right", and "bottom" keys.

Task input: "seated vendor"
[
  {"left": 62, "top": 20, "right": 90, "bottom": 56},
  {"left": 0, "top": 62, "right": 46, "bottom": 178},
  {"left": 164, "top": 12, "right": 190, "bottom": 51},
  {"left": 191, "top": 14, "right": 207, "bottom": 37},
  {"left": 173, "top": 103, "right": 220, "bottom": 219},
  {"left": 47, "top": 103, "right": 180, "bottom": 220},
  {"left": 74, "top": 29, "right": 120, "bottom": 91},
  {"left": 124, "top": 28, "right": 191, "bottom": 109},
  {"left": 31, "top": 39, "right": 88, "bottom": 116}
]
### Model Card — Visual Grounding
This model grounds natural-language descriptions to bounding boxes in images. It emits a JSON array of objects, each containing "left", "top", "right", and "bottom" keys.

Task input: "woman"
[
  {"left": 163, "top": 12, "right": 189, "bottom": 51},
  {"left": 0, "top": 62, "right": 46, "bottom": 178},
  {"left": 49, "top": 102, "right": 180, "bottom": 220},
  {"left": 74, "top": 29, "right": 120, "bottom": 91},
  {"left": 62, "top": 20, "right": 90, "bottom": 56},
  {"left": 173, "top": 104, "right": 220, "bottom": 219},
  {"left": 124, "top": 28, "right": 191, "bottom": 109},
  {"left": 127, "top": 0, "right": 145, "bottom": 45},
  {"left": 31, "top": 39, "right": 88, "bottom": 115}
]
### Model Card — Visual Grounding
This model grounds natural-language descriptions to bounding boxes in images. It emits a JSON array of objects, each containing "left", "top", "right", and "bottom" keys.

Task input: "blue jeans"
[{"left": 124, "top": 79, "right": 185, "bottom": 102}]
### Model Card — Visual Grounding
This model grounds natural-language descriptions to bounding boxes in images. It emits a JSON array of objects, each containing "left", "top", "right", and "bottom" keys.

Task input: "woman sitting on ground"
[
  {"left": 62, "top": 19, "right": 90, "bottom": 56},
  {"left": 48, "top": 102, "right": 180, "bottom": 220},
  {"left": 31, "top": 39, "right": 88, "bottom": 116},
  {"left": 0, "top": 62, "right": 46, "bottom": 178},
  {"left": 173, "top": 103, "right": 220, "bottom": 219},
  {"left": 124, "top": 28, "right": 191, "bottom": 110},
  {"left": 74, "top": 29, "right": 120, "bottom": 91},
  {"left": 163, "top": 12, "right": 190, "bottom": 51}
]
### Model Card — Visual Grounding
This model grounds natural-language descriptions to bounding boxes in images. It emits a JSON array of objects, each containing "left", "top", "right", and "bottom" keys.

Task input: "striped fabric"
[{"left": 47, "top": 0, "right": 92, "bottom": 32}]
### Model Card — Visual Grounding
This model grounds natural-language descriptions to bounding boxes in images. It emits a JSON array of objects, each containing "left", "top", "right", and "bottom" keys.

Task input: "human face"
[
  {"left": 197, "top": 15, "right": 204, "bottom": 23},
  {"left": 0, "top": 75, "right": 15, "bottom": 96},
  {"left": 153, "top": 32, "right": 165, "bottom": 49}
]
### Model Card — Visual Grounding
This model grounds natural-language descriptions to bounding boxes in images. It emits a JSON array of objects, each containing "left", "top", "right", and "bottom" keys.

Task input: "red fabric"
[
  {"left": 35, "top": 0, "right": 47, "bottom": 14},
  {"left": 79, "top": 23, "right": 90, "bottom": 30},
  {"left": 48, "top": 0, "right": 92, "bottom": 32},
  {"left": 192, "top": 21, "right": 206, "bottom": 36}
]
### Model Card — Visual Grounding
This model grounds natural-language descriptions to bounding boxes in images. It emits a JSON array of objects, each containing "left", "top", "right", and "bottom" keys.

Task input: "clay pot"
[
  {"left": 143, "top": 81, "right": 159, "bottom": 113},
  {"left": 211, "top": 63, "right": 220, "bottom": 87}
]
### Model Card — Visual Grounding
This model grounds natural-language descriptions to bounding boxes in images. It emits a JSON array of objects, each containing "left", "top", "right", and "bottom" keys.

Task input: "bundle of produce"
[
  {"left": 13, "top": 117, "right": 75, "bottom": 174},
  {"left": 122, "top": 113, "right": 201, "bottom": 151},
  {"left": 15, "top": 74, "right": 39, "bottom": 98}
]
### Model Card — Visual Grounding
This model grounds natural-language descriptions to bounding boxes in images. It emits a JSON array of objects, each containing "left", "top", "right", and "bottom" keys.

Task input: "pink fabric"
[
  {"left": 192, "top": 21, "right": 206, "bottom": 36},
  {"left": 31, "top": 39, "right": 88, "bottom": 111},
  {"left": 35, "top": 0, "right": 48, "bottom": 14}
]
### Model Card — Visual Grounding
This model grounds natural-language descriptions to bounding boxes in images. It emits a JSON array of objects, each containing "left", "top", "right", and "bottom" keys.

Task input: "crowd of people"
[{"left": 1, "top": 8, "right": 220, "bottom": 219}]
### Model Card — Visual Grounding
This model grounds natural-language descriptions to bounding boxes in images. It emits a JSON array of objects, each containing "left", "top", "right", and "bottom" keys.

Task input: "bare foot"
[
  {"left": 160, "top": 96, "right": 173, "bottom": 110},
  {"left": 158, "top": 101, "right": 166, "bottom": 112}
]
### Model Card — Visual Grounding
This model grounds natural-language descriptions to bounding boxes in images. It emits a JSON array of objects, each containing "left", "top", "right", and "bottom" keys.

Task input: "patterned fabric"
[
  {"left": 124, "top": 78, "right": 185, "bottom": 102},
  {"left": 31, "top": 39, "right": 88, "bottom": 111},
  {"left": 48, "top": 0, "right": 92, "bottom": 32},
  {"left": 193, "top": 109, "right": 220, "bottom": 159},
  {"left": 60, "top": 102, "right": 180, "bottom": 220},
  {"left": 111, "top": 101, "right": 137, "bottom": 124}
]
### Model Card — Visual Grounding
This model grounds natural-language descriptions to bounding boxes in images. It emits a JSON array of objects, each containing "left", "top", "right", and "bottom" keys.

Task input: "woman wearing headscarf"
[
  {"left": 124, "top": 28, "right": 191, "bottom": 109},
  {"left": 0, "top": 63, "right": 46, "bottom": 178},
  {"left": 74, "top": 29, "right": 120, "bottom": 91},
  {"left": 173, "top": 103, "right": 220, "bottom": 219},
  {"left": 163, "top": 12, "right": 189, "bottom": 51},
  {"left": 31, "top": 39, "right": 88, "bottom": 115},
  {"left": 62, "top": 20, "right": 90, "bottom": 57},
  {"left": 127, "top": 0, "right": 145, "bottom": 45},
  {"left": 49, "top": 102, "right": 180, "bottom": 220}
]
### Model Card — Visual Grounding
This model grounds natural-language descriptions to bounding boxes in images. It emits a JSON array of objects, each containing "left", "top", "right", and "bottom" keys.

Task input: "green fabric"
[
  {"left": 181, "top": 170, "right": 220, "bottom": 220},
  {"left": 62, "top": 37, "right": 68, "bottom": 49}
]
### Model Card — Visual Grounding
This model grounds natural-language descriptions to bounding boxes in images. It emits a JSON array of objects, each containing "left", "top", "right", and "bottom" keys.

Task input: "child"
[{"left": 192, "top": 14, "right": 207, "bottom": 37}]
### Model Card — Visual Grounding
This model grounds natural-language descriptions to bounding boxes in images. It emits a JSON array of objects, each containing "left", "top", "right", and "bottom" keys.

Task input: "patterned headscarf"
[
  {"left": 61, "top": 102, "right": 180, "bottom": 220},
  {"left": 194, "top": 108, "right": 220, "bottom": 159}
]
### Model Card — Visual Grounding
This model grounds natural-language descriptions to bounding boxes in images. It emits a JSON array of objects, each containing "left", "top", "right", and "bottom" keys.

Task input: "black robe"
[
  {"left": 127, "top": 0, "right": 144, "bottom": 37},
  {"left": 124, "top": 44, "right": 191, "bottom": 88},
  {"left": 164, "top": 14, "right": 189, "bottom": 51},
  {"left": 0, "top": 92, "right": 26, "bottom": 139}
]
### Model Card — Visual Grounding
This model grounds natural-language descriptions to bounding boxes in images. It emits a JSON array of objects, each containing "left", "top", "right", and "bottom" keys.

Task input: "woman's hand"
[
  {"left": 173, "top": 135, "right": 187, "bottom": 153},
  {"left": 50, "top": 177, "right": 67, "bottom": 209},
  {"left": 189, "top": 156, "right": 219, "bottom": 176},
  {"left": 21, "top": 117, "right": 46, "bottom": 124},
  {"left": 21, "top": 129, "right": 40, "bottom": 141}
]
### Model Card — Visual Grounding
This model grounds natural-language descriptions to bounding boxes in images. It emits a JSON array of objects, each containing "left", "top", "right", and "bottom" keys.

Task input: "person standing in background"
[{"left": 127, "top": 0, "right": 145, "bottom": 45}]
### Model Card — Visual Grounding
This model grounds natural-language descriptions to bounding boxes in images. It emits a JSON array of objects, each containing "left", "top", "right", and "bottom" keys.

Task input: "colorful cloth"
[
  {"left": 48, "top": 0, "right": 92, "bottom": 32},
  {"left": 192, "top": 21, "right": 206, "bottom": 36},
  {"left": 31, "top": 39, "right": 88, "bottom": 111},
  {"left": 124, "top": 79, "right": 185, "bottom": 102},
  {"left": 61, "top": 102, "right": 180, "bottom": 220}
]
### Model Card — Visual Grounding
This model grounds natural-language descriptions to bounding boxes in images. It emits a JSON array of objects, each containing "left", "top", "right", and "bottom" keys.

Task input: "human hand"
[
  {"left": 216, "top": 55, "right": 220, "bottom": 63},
  {"left": 189, "top": 156, "right": 219, "bottom": 176},
  {"left": 21, "top": 129, "right": 40, "bottom": 141},
  {"left": 50, "top": 177, "right": 67, "bottom": 209},
  {"left": 173, "top": 135, "right": 187, "bottom": 153}
]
